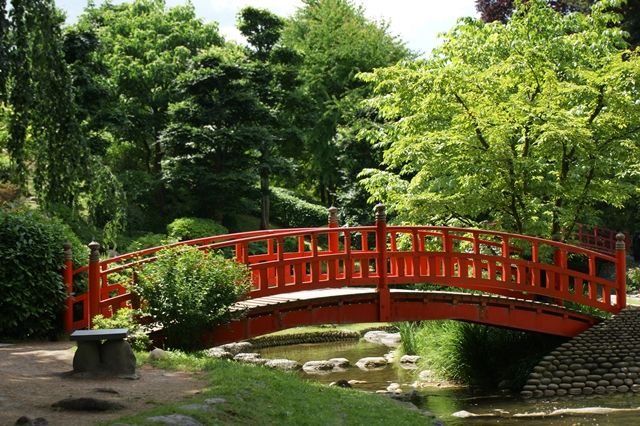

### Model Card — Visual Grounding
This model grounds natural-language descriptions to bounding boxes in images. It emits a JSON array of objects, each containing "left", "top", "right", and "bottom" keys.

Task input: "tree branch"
[{"left": 453, "top": 92, "right": 489, "bottom": 150}]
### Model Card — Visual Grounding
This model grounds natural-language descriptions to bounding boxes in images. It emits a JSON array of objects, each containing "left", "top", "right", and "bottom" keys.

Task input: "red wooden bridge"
[{"left": 62, "top": 205, "right": 628, "bottom": 345}]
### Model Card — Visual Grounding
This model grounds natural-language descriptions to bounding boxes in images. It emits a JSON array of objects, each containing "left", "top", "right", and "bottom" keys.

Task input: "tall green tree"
[
  {"left": 160, "top": 46, "right": 266, "bottom": 221},
  {"left": 237, "top": 7, "right": 303, "bottom": 228},
  {"left": 3, "top": 0, "right": 87, "bottom": 205},
  {"left": 281, "top": 0, "right": 410, "bottom": 205},
  {"left": 76, "top": 0, "right": 223, "bottom": 229},
  {"left": 360, "top": 0, "right": 640, "bottom": 239}
]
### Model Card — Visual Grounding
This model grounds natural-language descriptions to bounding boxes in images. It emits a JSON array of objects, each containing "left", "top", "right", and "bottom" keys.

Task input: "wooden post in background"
[
  {"left": 63, "top": 242, "right": 74, "bottom": 332},
  {"left": 88, "top": 241, "right": 101, "bottom": 326}
]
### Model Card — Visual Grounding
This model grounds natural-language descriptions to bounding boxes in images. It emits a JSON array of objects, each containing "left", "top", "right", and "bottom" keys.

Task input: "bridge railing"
[
  {"left": 62, "top": 205, "right": 627, "bottom": 331},
  {"left": 575, "top": 224, "right": 630, "bottom": 256}
]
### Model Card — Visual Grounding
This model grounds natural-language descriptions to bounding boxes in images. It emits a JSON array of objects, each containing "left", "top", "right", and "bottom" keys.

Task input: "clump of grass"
[{"left": 406, "top": 321, "right": 566, "bottom": 390}]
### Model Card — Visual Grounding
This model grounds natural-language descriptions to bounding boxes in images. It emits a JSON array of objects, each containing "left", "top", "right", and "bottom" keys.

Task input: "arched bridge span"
[{"left": 63, "top": 205, "right": 627, "bottom": 344}]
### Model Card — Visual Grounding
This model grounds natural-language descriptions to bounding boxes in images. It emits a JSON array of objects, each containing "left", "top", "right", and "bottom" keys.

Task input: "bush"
[
  {"left": 167, "top": 217, "right": 228, "bottom": 241},
  {"left": 627, "top": 267, "right": 640, "bottom": 293},
  {"left": 135, "top": 246, "right": 251, "bottom": 349},
  {"left": 92, "top": 308, "right": 150, "bottom": 351},
  {"left": 0, "top": 209, "right": 69, "bottom": 338},
  {"left": 270, "top": 187, "right": 327, "bottom": 228},
  {"left": 126, "top": 233, "right": 172, "bottom": 252}
]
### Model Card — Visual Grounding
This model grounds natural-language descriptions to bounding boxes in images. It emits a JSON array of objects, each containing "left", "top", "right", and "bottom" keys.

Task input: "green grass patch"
[
  {"left": 104, "top": 351, "right": 435, "bottom": 425},
  {"left": 401, "top": 321, "right": 566, "bottom": 390}
]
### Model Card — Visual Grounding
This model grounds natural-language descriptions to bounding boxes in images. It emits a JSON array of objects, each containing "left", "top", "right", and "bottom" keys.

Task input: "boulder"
[
  {"left": 328, "top": 358, "right": 350, "bottom": 368},
  {"left": 101, "top": 340, "right": 136, "bottom": 377},
  {"left": 145, "top": 414, "right": 203, "bottom": 425},
  {"left": 148, "top": 348, "right": 167, "bottom": 360},
  {"left": 329, "top": 379, "right": 352, "bottom": 388},
  {"left": 356, "top": 357, "right": 388, "bottom": 370},
  {"left": 205, "top": 347, "right": 233, "bottom": 359},
  {"left": 400, "top": 355, "right": 421, "bottom": 364},
  {"left": 264, "top": 359, "right": 301, "bottom": 371},
  {"left": 233, "top": 353, "right": 267, "bottom": 365},
  {"left": 302, "top": 360, "right": 339, "bottom": 374},
  {"left": 220, "top": 342, "right": 253, "bottom": 355}
]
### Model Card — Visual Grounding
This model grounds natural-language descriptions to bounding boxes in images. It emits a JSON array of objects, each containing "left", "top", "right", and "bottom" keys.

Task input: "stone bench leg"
[
  {"left": 73, "top": 341, "right": 102, "bottom": 372},
  {"left": 101, "top": 340, "right": 136, "bottom": 376}
]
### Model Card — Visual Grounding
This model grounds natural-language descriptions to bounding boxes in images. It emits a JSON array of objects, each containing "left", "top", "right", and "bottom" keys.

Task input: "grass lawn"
[{"left": 101, "top": 350, "right": 435, "bottom": 425}]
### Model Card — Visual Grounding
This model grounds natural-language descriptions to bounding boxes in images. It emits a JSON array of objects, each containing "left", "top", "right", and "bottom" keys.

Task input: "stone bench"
[{"left": 70, "top": 328, "right": 136, "bottom": 378}]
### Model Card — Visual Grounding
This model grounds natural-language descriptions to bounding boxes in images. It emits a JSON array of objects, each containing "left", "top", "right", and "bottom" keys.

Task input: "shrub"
[
  {"left": 126, "top": 233, "right": 172, "bottom": 252},
  {"left": 0, "top": 209, "right": 68, "bottom": 338},
  {"left": 92, "top": 308, "right": 150, "bottom": 351},
  {"left": 167, "top": 217, "right": 228, "bottom": 241},
  {"left": 135, "top": 246, "right": 251, "bottom": 349},
  {"left": 627, "top": 267, "right": 640, "bottom": 293},
  {"left": 270, "top": 187, "right": 327, "bottom": 228}
]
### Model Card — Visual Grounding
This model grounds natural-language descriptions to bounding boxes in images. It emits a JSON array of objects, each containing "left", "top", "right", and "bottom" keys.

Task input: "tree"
[
  {"left": 237, "top": 7, "right": 303, "bottom": 229},
  {"left": 76, "top": 0, "right": 223, "bottom": 229},
  {"left": 476, "top": 0, "right": 638, "bottom": 47},
  {"left": 360, "top": 0, "right": 640, "bottom": 239},
  {"left": 160, "top": 46, "right": 266, "bottom": 221},
  {"left": 3, "top": 0, "right": 87, "bottom": 205},
  {"left": 281, "top": 0, "right": 410, "bottom": 205}
]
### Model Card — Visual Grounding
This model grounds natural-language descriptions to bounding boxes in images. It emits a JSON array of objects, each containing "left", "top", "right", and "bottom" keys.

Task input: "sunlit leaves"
[{"left": 360, "top": 0, "right": 640, "bottom": 238}]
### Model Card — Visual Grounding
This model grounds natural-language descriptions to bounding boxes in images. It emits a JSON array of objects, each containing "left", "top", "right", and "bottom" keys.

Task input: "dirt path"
[{"left": 0, "top": 341, "right": 207, "bottom": 426}]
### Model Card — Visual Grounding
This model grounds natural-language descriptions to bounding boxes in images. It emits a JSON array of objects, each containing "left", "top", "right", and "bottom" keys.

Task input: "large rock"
[
  {"left": 302, "top": 360, "right": 340, "bottom": 374},
  {"left": 204, "top": 347, "right": 233, "bottom": 359},
  {"left": 328, "top": 358, "right": 350, "bottom": 368},
  {"left": 264, "top": 359, "right": 301, "bottom": 371},
  {"left": 220, "top": 342, "right": 253, "bottom": 355},
  {"left": 145, "top": 414, "right": 203, "bottom": 425},
  {"left": 233, "top": 353, "right": 267, "bottom": 365},
  {"left": 356, "top": 357, "right": 388, "bottom": 370},
  {"left": 362, "top": 331, "right": 400, "bottom": 347}
]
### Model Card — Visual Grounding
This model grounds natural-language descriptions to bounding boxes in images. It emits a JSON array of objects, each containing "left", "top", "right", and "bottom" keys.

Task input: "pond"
[{"left": 258, "top": 339, "right": 640, "bottom": 425}]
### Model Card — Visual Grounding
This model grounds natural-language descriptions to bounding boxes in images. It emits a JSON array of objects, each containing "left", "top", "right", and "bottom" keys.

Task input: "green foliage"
[
  {"left": 407, "top": 320, "right": 566, "bottom": 389},
  {"left": 281, "top": 0, "right": 410, "bottom": 205},
  {"left": 360, "top": 0, "right": 640, "bottom": 238},
  {"left": 166, "top": 217, "right": 227, "bottom": 241},
  {"left": 0, "top": 208, "right": 68, "bottom": 338},
  {"left": 76, "top": 0, "right": 224, "bottom": 228},
  {"left": 135, "top": 246, "right": 251, "bottom": 349},
  {"left": 270, "top": 187, "right": 327, "bottom": 228},
  {"left": 126, "top": 233, "right": 171, "bottom": 252},
  {"left": 627, "top": 267, "right": 640, "bottom": 293},
  {"left": 92, "top": 307, "right": 150, "bottom": 351}
]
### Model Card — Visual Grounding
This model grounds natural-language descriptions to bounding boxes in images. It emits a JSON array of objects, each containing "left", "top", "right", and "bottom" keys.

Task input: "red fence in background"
[
  {"left": 575, "top": 224, "right": 630, "bottom": 256},
  {"left": 62, "top": 206, "right": 628, "bottom": 334}
]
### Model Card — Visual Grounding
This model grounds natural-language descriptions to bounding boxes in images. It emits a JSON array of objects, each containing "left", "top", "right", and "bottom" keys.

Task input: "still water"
[{"left": 258, "top": 340, "right": 640, "bottom": 425}]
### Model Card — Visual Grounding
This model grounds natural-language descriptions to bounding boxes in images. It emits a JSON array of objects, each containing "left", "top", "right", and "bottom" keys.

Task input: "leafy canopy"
[{"left": 360, "top": 0, "right": 640, "bottom": 238}]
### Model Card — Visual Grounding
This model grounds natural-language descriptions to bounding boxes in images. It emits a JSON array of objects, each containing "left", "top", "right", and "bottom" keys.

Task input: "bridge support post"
[
  {"left": 375, "top": 204, "right": 390, "bottom": 322},
  {"left": 88, "top": 241, "right": 101, "bottom": 326},
  {"left": 63, "top": 242, "right": 74, "bottom": 332},
  {"left": 616, "top": 233, "right": 627, "bottom": 309}
]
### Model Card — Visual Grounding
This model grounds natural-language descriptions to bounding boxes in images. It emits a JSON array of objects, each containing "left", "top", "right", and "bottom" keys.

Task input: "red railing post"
[
  {"left": 63, "top": 242, "right": 74, "bottom": 332},
  {"left": 328, "top": 206, "right": 339, "bottom": 250},
  {"left": 616, "top": 233, "right": 627, "bottom": 310},
  {"left": 375, "top": 204, "right": 390, "bottom": 322},
  {"left": 88, "top": 241, "right": 101, "bottom": 326},
  {"left": 328, "top": 206, "right": 340, "bottom": 280}
]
